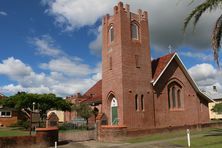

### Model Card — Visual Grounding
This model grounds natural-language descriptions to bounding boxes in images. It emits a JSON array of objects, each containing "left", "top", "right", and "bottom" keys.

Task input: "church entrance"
[{"left": 110, "top": 97, "right": 118, "bottom": 125}]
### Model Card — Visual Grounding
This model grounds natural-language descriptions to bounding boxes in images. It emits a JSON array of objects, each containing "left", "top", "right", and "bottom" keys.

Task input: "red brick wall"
[
  {"left": 0, "top": 111, "right": 17, "bottom": 127},
  {"left": 153, "top": 59, "right": 209, "bottom": 128},
  {"left": 102, "top": 2, "right": 153, "bottom": 128}
]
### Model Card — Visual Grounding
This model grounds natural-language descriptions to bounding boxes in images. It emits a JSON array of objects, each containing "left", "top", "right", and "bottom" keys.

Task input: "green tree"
[
  {"left": 212, "top": 103, "right": 222, "bottom": 114},
  {"left": 184, "top": 0, "right": 222, "bottom": 66},
  {"left": 1, "top": 92, "right": 72, "bottom": 120},
  {"left": 72, "top": 103, "right": 93, "bottom": 129}
]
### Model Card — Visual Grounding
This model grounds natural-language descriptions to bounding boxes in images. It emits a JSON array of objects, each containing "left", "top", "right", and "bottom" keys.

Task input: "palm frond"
[
  {"left": 212, "top": 14, "right": 222, "bottom": 67},
  {"left": 184, "top": 0, "right": 222, "bottom": 32}
]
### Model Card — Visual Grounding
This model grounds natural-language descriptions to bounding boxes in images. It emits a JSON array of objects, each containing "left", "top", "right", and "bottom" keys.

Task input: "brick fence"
[{"left": 59, "top": 130, "right": 96, "bottom": 142}]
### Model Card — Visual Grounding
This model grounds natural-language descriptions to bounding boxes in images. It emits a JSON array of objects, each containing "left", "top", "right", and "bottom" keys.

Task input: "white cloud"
[
  {"left": 31, "top": 35, "right": 64, "bottom": 57},
  {"left": 179, "top": 52, "right": 213, "bottom": 62},
  {"left": 42, "top": 0, "right": 222, "bottom": 55},
  {"left": 0, "top": 11, "right": 7, "bottom": 16},
  {"left": 0, "top": 56, "right": 101, "bottom": 97},
  {"left": 40, "top": 57, "right": 93, "bottom": 77},
  {"left": 188, "top": 63, "right": 222, "bottom": 93},
  {"left": 0, "top": 57, "right": 32, "bottom": 80},
  {"left": 43, "top": 0, "right": 115, "bottom": 31},
  {"left": 89, "top": 25, "right": 102, "bottom": 55}
]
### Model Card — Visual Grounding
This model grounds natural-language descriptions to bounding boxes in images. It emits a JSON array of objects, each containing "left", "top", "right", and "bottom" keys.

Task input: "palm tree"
[{"left": 184, "top": 0, "right": 222, "bottom": 67}]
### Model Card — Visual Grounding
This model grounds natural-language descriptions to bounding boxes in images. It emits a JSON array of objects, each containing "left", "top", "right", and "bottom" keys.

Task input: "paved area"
[{"left": 56, "top": 137, "right": 188, "bottom": 148}]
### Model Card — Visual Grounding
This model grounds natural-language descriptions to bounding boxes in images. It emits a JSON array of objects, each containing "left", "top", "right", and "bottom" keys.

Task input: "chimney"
[
  {"left": 77, "top": 92, "right": 81, "bottom": 98},
  {"left": 213, "top": 86, "right": 217, "bottom": 92}
]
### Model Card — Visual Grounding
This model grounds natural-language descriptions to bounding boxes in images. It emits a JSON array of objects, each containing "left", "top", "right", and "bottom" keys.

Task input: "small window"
[
  {"left": 109, "top": 57, "right": 112, "bottom": 70},
  {"left": 109, "top": 26, "right": 114, "bottom": 43},
  {"left": 135, "top": 55, "right": 140, "bottom": 68},
  {"left": 172, "top": 87, "right": 176, "bottom": 108},
  {"left": 177, "top": 90, "right": 181, "bottom": 108},
  {"left": 135, "top": 94, "right": 138, "bottom": 111},
  {"left": 131, "top": 23, "right": 139, "bottom": 40},
  {"left": 0, "top": 111, "right": 11, "bottom": 117},
  {"left": 141, "top": 95, "right": 144, "bottom": 110}
]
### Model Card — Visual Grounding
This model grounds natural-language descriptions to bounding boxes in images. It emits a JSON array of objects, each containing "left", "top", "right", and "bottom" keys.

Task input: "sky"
[{"left": 0, "top": 0, "right": 221, "bottom": 97}]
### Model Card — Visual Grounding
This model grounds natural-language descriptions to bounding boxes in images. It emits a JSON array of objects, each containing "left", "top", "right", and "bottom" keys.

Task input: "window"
[
  {"left": 177, "top": 90, "right": 181, "bottom": 108},
  {"left": 172, "top": 87, "right": 176, "bottom": 108},
  {"left": 168, "top": 81, "right": 183, "bottom": 110},
  {"left": 135, "top": 55, "right": 140, "bottom": 68},
  {"left": 141, "top": 95, "right": 144, "bottom": 110},
  {"left": 135, "top": 94, "right": 138, "bottom": 111},
  {"left": 109, "top": 26, "right": 114, "bottom": 43},
  {"left": 109, "top": 57, "right": 112, "bottom": 70},
  {"left": 131, "top": 23, "right": 139, "bottom": 40},
  {"left": 0, "top": 111, "right": 11, "bottom": 117}
]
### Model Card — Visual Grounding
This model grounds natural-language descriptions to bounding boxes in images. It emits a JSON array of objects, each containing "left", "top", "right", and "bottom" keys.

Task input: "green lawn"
[
  {"left": 0, "top": 127, "right": 29, "bottom": 137},
  {"left": 125, "top": 127, "right": 222, "bottom": 147},
  {"left": 170, "top": 128, "right": 222, "bottom": 148},
  {"left": 125, "top": 128, "right": 211, "bottom": 143}
]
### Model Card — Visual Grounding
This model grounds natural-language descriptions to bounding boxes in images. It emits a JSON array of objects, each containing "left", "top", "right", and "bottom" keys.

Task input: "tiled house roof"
[
  {"left": 81, "top": 80, "right": 102, "bottom": 104},
  {"left": 151, "top": 52, "right": 175, "bottom": 81}
]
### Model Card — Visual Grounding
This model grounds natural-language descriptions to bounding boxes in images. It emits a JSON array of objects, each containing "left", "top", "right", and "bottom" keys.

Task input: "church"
[{"left": 66, "top": 2, "right": 212, "bottom": 139}]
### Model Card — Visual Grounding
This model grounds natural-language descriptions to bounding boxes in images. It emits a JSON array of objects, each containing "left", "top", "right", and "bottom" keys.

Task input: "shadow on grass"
[
  {"left": 58, "top": 140, "right": 73, "bottom": 146},
  {"left": 204, "top": 128, "right": 222, "bottom": 137}
]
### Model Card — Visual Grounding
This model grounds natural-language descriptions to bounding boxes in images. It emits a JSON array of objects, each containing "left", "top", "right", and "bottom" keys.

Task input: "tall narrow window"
[
  {"left": 131, "top": 23, "right": 138, "bottom": 40},
  {"left": 168, "top": 88, "right": 171, "bottom": 109},
  {"left": 135, "top": 94, "right": 138, "bottom": 111},
  {"left": 109, "top": 57, "right": 112, "bottom": 70},
  {"left": 109, "top": 26, "right": 114, "bottom": 43},
  {"left": 135, "top": 55, "right": 140, "bottom": 68},
  {"left": 172, "top": 87, "right": 176, "bottom": 108},
  {"left": 141, "top": 95, "right": 144, "bottom": 110},
  {"left": 177, "top": 90, "right": 181, "bottom": 108}
]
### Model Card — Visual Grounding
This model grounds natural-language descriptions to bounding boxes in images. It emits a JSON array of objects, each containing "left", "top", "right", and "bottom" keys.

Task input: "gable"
[{"left": 151, "top": 53, "right": 213, "bottom": 102}]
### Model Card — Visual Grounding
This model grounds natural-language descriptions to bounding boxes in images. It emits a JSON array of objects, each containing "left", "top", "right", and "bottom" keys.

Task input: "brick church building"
[{"left": 66, "top": 2, "right": 212, "bottom": 138}]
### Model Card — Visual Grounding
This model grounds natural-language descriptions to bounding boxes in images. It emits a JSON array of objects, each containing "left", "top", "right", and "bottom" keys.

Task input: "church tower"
[{"left": 102, "top": 2, "right": 154, "bottom": 129}]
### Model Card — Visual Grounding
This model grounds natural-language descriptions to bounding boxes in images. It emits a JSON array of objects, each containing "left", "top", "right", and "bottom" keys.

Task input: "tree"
[
  {"left": 1, "top": 92, "right": 72, "bottom": 120},
  {"left": 212, "top": 103, "right": 222, "bottom": 114},
  {"left": 184, "top": 0, "right": 222, "bottom": 67},
  {"left": 72, "top": 103, "right": 93, "bottom": 129}
]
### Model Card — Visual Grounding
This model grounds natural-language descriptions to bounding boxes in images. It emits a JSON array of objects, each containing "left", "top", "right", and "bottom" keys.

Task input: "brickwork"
[
  {"left": 100, "top": 1, "right": 210, "bottom": 135},
  {"left": 0, "top": 111, "right": 17, "bottom": 127},
  {"left": 102, "top": 2, "right": 153, "bottom": 128}
]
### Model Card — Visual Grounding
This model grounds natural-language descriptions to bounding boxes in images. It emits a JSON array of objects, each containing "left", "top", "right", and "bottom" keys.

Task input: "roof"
[
  {"left": 151, "top": 52, "right": 213, "bottom": 102},
  {"left": 202, "top": 91, "right": 222, "bottom": 100},
  {"left": 81, "top": 80, "right": 102, "bottom": 104},
  {"left": 152, "top": 52, "right": 175, "bottom": 81}
]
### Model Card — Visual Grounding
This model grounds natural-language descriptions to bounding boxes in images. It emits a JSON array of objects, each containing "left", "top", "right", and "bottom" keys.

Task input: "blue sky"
[{"left": 0, "top": 0, "right": 221, "bottom": 97}]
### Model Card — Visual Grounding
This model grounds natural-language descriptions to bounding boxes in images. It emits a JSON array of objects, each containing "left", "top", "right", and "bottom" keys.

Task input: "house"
[
  {"left": 67, "top": 2, "right": 213, "bottom": 139},
  {"left": 203, "top": 86, "right": 222, "bottom": 120},
  {"left": 0, "top": 94, "right": 18, "bottom": 127},
  {"left": 64, "top": 80, "right": 102, "bottom": 126}
]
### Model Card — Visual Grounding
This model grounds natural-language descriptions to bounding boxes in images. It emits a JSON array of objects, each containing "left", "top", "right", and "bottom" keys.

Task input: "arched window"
[
  {"left": 141, "top": 95, "right": 144, "bottom": 110},
  {"left": 109, "top": 26, "right": 114, "bottom": 43},
  {"left": 131, "top": 23, "right": 139, "bottom": 40},
  {"left": 135, "top": 94, "right": 138, "bottom": 111},
  {"left": 168, "top": 81, "right": 184, "bottom": 110}
]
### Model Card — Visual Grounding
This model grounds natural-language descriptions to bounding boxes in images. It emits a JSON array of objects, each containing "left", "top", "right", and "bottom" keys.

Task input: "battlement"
[{"left": 103, "top": 2, "right": 148, "bottom": 24}]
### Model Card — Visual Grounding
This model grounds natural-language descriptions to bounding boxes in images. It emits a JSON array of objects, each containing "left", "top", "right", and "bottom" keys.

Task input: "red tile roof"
[
  {"left": 151, "top": 52, "right": 175, "bottom": 81},
  {"left": 81, "top": 80, "right": 102, "bottom": 104}
]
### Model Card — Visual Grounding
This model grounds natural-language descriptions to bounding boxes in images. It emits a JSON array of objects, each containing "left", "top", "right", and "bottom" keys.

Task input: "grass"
[
  {"left": 169, "top": 128, "right": 222, "bottom": 148},
  {"left": 124, "top": 127, "right": 222, "bottom": 147},
  {"left": 0, "top": 127, "right": 29, "bottom": 137},
  {"left": 125, "top": 128, "right": 211, "bottom": 143}
]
